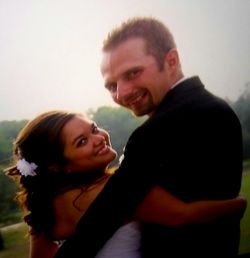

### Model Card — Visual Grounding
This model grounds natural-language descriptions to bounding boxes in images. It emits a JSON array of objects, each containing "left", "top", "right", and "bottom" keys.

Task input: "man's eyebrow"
[{"left": 124, "top": 66, "right": 141, "bottom": 75}]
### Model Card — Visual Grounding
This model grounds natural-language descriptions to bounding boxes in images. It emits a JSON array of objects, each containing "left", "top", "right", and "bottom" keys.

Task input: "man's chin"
[{"left": 131, "top": 109, "right": 148, "bottom": 117}]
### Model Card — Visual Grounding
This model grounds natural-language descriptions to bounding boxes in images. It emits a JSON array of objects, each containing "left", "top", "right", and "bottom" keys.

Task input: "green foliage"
[
  {"left": 0, "top": 120, "right": 27, "bottom": 164},
  {"left": 231, "top": 83, "right": 250, "bottom": 160},
  {"left": 0, "top": 223, "right": 29, "bottom": 258},
  {"left": 0, "top": 168, "right": 21, "bottom": 226},
  {"left": 239, "top": 169, "right": 250, "bottom": 254},
  {"left": 0, "top": 120, "right": 29, "bottom": 227}
]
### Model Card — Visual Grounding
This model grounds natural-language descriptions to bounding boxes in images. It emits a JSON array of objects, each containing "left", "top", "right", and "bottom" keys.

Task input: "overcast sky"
[{"left": 0, "top": 0, "right": 249, "bottom": 120}]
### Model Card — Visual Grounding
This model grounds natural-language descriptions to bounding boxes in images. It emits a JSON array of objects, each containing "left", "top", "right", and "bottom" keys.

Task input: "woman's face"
[{"left": 61, "top": 115, "right": 117, "bottom": 172}]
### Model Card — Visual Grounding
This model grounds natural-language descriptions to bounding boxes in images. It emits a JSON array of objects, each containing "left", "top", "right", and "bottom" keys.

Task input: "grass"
[
  {"left": 239, "top": 165, "right": 250, "bottom": 254},
  {"left": 0, "top": 223, "right": 29, "bottom": 258},
  {"left": 0, "top": 169, "right": 250, "bottom": 258}
]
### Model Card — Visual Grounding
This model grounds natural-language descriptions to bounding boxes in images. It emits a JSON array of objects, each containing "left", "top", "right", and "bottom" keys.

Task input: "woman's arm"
[
  {"left": 134, "top": 186, "right": 247, "bottom": 226},
  {"left": 29, "top": 233, "right": 58, "bottom": 258}
]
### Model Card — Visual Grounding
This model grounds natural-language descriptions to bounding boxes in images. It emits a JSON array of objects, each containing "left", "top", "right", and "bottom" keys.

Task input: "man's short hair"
[{"left": 102, "top": 16, "right": 176, "bottom": 69}]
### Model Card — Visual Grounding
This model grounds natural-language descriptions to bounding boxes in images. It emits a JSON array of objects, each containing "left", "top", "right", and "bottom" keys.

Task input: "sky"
[{"left": 0, "top": 0, "right": 250, "bottom": 121}]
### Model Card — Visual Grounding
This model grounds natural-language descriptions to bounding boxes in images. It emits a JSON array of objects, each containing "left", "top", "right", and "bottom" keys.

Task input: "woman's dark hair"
[{"left": 5, "top": 110, "right": 105, "bottom": 237}]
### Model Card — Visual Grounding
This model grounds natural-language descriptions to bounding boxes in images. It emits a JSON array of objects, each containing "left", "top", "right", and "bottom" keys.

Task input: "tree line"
[{"left": 231, "top": 82, "right": 250, "bottom": 160}]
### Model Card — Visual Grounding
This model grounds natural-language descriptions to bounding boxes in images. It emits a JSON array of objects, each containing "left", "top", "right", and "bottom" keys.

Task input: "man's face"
[{"left": 101, "top": 38, "right": 170, "bottom": 116}]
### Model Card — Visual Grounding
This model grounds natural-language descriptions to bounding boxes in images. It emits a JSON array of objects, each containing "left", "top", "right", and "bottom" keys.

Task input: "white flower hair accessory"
[{"left": 16, "top": 158, "right": 38, "bottom": 177}]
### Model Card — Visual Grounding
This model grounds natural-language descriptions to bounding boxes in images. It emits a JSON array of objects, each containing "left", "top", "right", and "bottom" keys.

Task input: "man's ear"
[{"left": 165, "top": 48, "right": 180, "bottom": 71}]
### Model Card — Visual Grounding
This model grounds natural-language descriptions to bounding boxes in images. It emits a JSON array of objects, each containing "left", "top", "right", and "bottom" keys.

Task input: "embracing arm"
[{"left": 135, "top": 186, "right": 247, "bottom": 225}]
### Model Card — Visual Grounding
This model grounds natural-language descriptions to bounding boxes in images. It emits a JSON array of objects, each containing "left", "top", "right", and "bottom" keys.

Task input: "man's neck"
[{"left": 170, "top": 75, "right": 186, "bottom": 90}]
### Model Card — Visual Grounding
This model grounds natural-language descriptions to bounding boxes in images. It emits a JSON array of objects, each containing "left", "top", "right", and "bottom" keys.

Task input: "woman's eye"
[
  {"left": 93, "top": 125, "right": 99, "bottom": 134},
  {"left": 76, "top": 138, "right": 87, "bottom": 147}
]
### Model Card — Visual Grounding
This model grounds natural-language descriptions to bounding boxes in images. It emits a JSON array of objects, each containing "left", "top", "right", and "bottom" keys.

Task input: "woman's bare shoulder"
[
  {"left": 52, "top": 182, "right": 106, "bottom": 240},
  {"left": 52, "top": 187, "right": 90, "bottom": 239}
]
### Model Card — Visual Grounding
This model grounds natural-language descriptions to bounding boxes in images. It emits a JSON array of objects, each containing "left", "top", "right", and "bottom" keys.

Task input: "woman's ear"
[
  {"left": 49, "top": 164, "right": 60, "bottom": 172},
  {"left": 50, "top": 163, "right": 71, "bottom": 173}
]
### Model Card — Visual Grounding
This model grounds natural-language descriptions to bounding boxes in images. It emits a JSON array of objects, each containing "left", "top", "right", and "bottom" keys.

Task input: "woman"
[{"left": 5, "top": 110, "right": 246, "bottom": 258}]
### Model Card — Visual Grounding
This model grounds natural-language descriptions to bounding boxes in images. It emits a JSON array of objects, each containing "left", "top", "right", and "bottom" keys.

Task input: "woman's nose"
[{"left": 93, "top": 135, "right": 105, "bottom": 146}]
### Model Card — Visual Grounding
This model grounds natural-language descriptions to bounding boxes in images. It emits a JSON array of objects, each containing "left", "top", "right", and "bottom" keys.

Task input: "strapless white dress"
[{"left": 95, "top": 222, "right": 141, "bottom": 258}]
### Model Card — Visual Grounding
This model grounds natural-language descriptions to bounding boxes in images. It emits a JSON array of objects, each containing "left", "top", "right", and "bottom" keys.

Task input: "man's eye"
[
  {"left": 126, "top": 70, "right": 140, "bottom": 80},
  {"left": 106, "top": 83, "right": 117, "bottom": 93}
]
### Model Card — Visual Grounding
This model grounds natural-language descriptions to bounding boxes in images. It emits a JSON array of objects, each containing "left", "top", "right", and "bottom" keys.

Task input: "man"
[{"left": 55, "top": 17, "right": 243, "bottom": 257}]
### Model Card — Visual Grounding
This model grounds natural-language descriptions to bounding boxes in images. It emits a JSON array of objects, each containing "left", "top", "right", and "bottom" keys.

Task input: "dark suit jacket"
[{"left": 55, "top": 76, "right": 243, "bottom": 258}]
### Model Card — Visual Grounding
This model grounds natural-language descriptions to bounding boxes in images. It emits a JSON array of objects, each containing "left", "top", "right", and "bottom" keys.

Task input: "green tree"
[
  {"left": 0, "top": 120, "right": 27, "bottom": 225},
  {"left": 0, "top": 120, "right": 27, "bottom": 165},
  {"left": 0, "top": 168, "right": 21, "bottom": 225},
  {"left": 232, "top": 82, "right": 250, "bottom": 160}
]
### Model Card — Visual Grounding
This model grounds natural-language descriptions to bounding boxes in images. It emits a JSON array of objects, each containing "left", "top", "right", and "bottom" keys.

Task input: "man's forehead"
[{"left": 101, "top": 39, "right": 149, "bottom": 74}]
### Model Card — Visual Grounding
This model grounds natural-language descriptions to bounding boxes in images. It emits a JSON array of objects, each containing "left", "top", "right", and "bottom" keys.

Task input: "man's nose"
[{"left": 116, "top": 81, "right": 132, "bottom": 103}]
